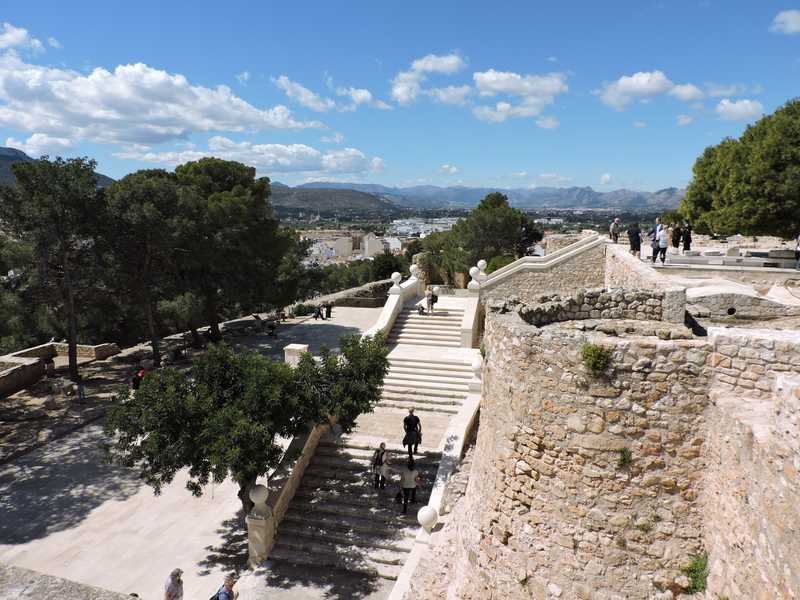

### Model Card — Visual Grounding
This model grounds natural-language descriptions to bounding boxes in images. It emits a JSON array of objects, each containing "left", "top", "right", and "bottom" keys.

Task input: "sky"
[{"left": 0, "top": 1, "right": 798, "bottom": 191}]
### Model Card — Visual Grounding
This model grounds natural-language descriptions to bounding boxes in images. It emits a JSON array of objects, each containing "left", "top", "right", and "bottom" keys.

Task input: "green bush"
[
  {"left": 681, "top": 552, "right": 708, "bottom": 593},
  {"left": 581, "top": 342, "right": 612, "bottom": 374},
  {"left": 485, "top": 255, "right": 515, "bottom": 274},
  {"left": 617, "top": 447, "right": 633, "bottom": 469},
  {"left": 293, "top": 303, "right": 314, "bottom": 316}
]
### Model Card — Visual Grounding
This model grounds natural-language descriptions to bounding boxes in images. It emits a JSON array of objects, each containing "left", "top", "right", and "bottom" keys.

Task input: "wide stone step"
[
  {"left": 293, "top": 487, "right": 432, "bottom": 511},
  {"left": 280, "top": 509, "right": 417, "bottom": 539},
  {"left": 389, "top": 357, "right": 474, "bottom": 369},
  {"left": 381, "top": 391, "right": 461, "bottom": 405},
  {"left": 278, "top": 520, "right": 415, "bottom": 553},
  {"left": 393, "top": 325, "right": 461, "bottom": 335},
  {"left": 384, "top": 371, "right": 472, "bottom": 385},
  {"left": 387, "top": 338, "right": 461, "bottom": 348},
  {"left": 268, "top": 544, "right": 403, "bottom": 580},
  {"left": 390, "top": 329, "right": 461, "bottom": 340},
  {"left": 401, "top": 309, "right": 464, "bottom": 316},
  {"left": 311, "top": 454, "right": 440, "bottom": 473},
  {"left": 382, "top": 384, "right": 466, "bottom": 399},
  {"left": 316, "top": 441, "right": 441, "bottom": 460},
  {"left": 387, "top": 368, "right": 473, "bottom": 381},
  {"left": 394, "top": 318, "right": 462, "bottom": 328},
  {"left": 383, "top": 378, "right": 469, "bottom": 392},
  {"left": 379, "top": 399, "right": 458, "bottom": 414},
  {"left": 287, "top": 497, "right": 423, "bottom": 527}
]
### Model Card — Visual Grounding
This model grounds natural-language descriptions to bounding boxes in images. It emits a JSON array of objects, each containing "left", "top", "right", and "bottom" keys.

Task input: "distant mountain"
[
  {"left": 298, "top": 181, "right": 684, "bottom": 210},
  {"left": 269, "top": 185, "right": 400, "bottom": 217},
  {"left": 0, "top": 146, "right": 115, "bottom": 187}
]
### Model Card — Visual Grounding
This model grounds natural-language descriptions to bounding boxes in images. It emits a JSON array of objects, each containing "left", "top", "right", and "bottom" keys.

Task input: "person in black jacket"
[
  {"left": 627, "top": 223, "right": 642, "bottom": 257},
  {"left": 682, "top": 222, "right": 692, "bottom": 253}
]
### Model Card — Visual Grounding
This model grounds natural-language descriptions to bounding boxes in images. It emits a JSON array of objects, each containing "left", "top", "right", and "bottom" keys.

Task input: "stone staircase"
[
  {"left": 268, "top": 297, "right": 476, "bottom": 582},
  {"left": 386, "top": 306, "right": 464, "bottom": 347}
]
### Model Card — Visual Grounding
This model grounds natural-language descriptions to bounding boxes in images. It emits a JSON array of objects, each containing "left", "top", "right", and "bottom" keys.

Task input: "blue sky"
[{"left": 0, "top": 1, "right": 798, "bottom": 191}]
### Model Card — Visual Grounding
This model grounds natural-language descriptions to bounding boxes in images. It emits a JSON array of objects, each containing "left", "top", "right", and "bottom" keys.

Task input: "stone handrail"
[
  {"left": 362, "top": 270, "right": 422, "bottom": 338},
  {"left": 479, "top": 233, "right": 604, "bottom": 290},
  {"left": 459, "top": 295, "right": 481, "bottom": 348}
]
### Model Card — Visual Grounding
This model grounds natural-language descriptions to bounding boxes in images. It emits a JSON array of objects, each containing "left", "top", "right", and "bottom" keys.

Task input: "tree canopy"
[
  {"left": 104, "top": 335, "right": 389, "bottom": 512},
  {"left": 680, "top": 98, "right": 800, "bottom": 237}
]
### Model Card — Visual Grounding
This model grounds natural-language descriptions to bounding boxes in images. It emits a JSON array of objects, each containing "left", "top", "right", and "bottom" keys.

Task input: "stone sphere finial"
[
  {"left": 472, "top": 356, "right": 483, "bottom": 379},
  {"left": 477, "top": 259, "right": 487, "bottom": 271},
  {"left": 417, "top": 505, "right": 439, "bottom": 533},
  {"left": 249, "top": 484, "right": 270, "bottom": 517},
  {"left": 391, "top": 271, "right": 402, "bottom": 284},
  {"left": 409, "top": 264, "right": 419, "bottom": 278},
  {"left": 469, "top": 266, "right": 479, "bottom": 278},
  {"left": 433, "top": 286, "right": 441, "bottom": 295}
]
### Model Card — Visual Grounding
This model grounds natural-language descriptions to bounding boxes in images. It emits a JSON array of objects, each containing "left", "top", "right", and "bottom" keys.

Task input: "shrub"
[
  {"left": 617, "top": 448, "right": 633, "bottom": 469},
  {"left": 480, "top": 341, "right": 486, "bottom": 359},
  {"left": 485, "top": 254, "right": 515, "bottom": 274},
  {"left": 293, "top": 303, "right": 314, "bottom": 316},
  {"left": 682, "top": 552, "right": 708, "bottom": 593},
  {"left": 581, "top": 342, "right": 612, "bottom": 374}
]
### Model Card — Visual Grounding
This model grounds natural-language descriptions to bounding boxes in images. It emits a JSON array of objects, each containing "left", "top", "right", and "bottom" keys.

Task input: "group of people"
[
  {"left": 371, "top": 408, "right": 424, "bottom": 514},
  {"left": 610, "top": 217, "right": 693, "bottom": 264},
  {"left": 163, "top": 569, "right": 237, "bottom": 600},
  {"left": 417, "top": 288, "right": 439, "bottom": 316},
  {"left": 313, "top": 302, "right": 334, "bottom": 320}
]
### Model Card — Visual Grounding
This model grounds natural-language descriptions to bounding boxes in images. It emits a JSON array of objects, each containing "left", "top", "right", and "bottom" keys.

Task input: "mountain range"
[
  {"left": 0, "top": 147, "right": 115, "bottom": 187},
  {"left": 296, "top": 181, "right": 685, "bottom": 210}
]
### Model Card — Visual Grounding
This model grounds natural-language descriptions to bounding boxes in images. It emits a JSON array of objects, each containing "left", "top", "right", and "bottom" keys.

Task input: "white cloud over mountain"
[
  {"left": 770, "top": 9, "right": 800, "bottom": 34},
  {"left": 391, "top": 52, "right": 466, "bottom": 105},
  {"left": 439, "top": 164, "right": 459, "bottom": 174},
  {"left": 472, "top": 69, "right": 567, "bottom": 123},
  {"left": 596, "top": 70, "right": 674, "bottom": 110},
  {"left": 114, "top": 136, "right": 384, "bottom": 177},
  {"left": 0, "top": 53, "right": 323, "bottom": 148},
  {"left": 715, "top": 98, "right": 764, "bottom": 121},
  {"left": 5, "top": 133, "right": 74, "bottom": 156}
]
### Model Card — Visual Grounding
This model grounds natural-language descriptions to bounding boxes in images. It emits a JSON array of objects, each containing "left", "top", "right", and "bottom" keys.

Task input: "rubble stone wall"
[
  {"left": 449, "top": 311, "right": 710, "bottom": 600},
  {"left": 516, "top": 288, "right": 667, "bottom": 326}
]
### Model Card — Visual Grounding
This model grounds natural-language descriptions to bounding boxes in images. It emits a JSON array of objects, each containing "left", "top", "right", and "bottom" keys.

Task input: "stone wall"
[
  {"left": 308, "top": 279, "right": 392, "bottom": 308},
  {"left": 0, "top": 564, "right": 127, "bottom": 600},
  {"left": 604, "top": 245, "right": 686, "bottom": 323},
  {"left": 687, "top": 291, "right": 800, "bottom": 320},
  {"left": 543, "top": 232, "right": 592, "bottom": 254},
  {"left": 0, "top": 357, "right": 45, "bottom": 399},
  {"left": 480, "top": 241, "right": 606, "bottom": 305},
  {"left": 516, "top": 288, "right": 668, "bottom": 326},
  {"left": 700, "top": 328, "right": 800, "bottom": 599},
  {"left": 447, "top": 310, "right": 710, "bottom": 600}
]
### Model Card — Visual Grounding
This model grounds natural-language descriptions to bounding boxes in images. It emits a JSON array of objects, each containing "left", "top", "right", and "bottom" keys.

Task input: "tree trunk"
[
  {"left": 144, "top": 291, "right": 161, "bottom": 368},
  {"left": 63, "top": 265, "right": 79, "bottom": 382},
  {"left": 237, "top": 477, "right": 256, "bottom": 514}
]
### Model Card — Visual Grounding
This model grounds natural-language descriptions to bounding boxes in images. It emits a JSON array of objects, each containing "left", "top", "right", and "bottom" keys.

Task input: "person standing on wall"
[
  {"left": 682, "top": 221, "right": 692, "bottom": 253},
  {"left": 400, "top": 456, "right": 421, "bottom": 515},
  {"left": 403, "top": 407, "right": 421, "bottom": 458},
  {"left": 372, "top": 442, "right": 389, "bottom": 489},
  {"left": 609, "top": 218, "right": 621, "bottom": 243},
  {"left": 627, "top": 222, "right": 642, "bottom": 258}
]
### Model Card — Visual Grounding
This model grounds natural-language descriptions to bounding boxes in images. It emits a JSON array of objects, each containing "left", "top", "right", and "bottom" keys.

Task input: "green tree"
[
  {"left": 404, "top": 238, "right": 423, "bottom": 263},
  {"left": 0, "top": 157, "right": 105, "bottom": 380},
  {"left": 104, "top": 335, "right": 388, "bottom": 513},
  {"left": 103, "top": 170, "right": 181, "bottom": 367},
  {"left": 681, "top": 98, "right": 800, "bottom": 237},
  {"left": 372, "top": 249, "right": 407, "bottom": 280}
]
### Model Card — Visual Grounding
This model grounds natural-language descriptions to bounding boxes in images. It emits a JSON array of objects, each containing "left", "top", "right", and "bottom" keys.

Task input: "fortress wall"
[
  {"left": 701, "top": 329, "right": 800, "bottom": 600},
  {"left": 450, "top": 311, "right": 710, "bottom": 600},
  {"left": 480, "top": 242, "right": 606, "bottom": 305},
  {"left": 516, "top": 288, "right": 669, "bottom": 326}
]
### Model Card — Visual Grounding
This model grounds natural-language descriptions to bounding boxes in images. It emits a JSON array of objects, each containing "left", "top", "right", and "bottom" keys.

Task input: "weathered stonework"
[
  {"left": 514, "top": 288, "right": 669, "bottom": 326},
  {"left": 446, "top": 311, "right": 710, "bottom": 600}
]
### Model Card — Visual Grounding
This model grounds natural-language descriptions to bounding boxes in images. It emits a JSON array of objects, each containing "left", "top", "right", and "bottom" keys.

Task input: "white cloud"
[
  {"left": 47, "top": 37, "right": 61, "bottom": 49},
  {"left": 511, "top": 170, "right": 528, "bottom": 178},
  {"left": 426, "top": 85, "right": 471, "bottom": 105},
  {"left": 715, "top": 98, "right": 764, "bottom": 121},
  {"left": 536, "top": 116, "right": 559, "bottom": 129},
  {"left": 669, "top": 83, "right": 704, "bottom": 101},
  {"left": 439, "top": 164, "right": 459, "bottom": 175},
  {"left": 321, "top": 132, "right": 345, "bottom": 143},
  {"left": 0, "top": 22, "right": 42, "bottom": 51},
  {"left": 236, "top": 70, "right": 250, "bottom": 84},
  {"left": 336, "top": 86, "right": 392, "bottom": 111},
  {"left": 535, "top": 172, "right": 571, "bottom": 186},
  {"left": 547, "top": 56, "right": 558, "bottom": 63},
  {"left": 771, "top": 9, "right": 800, "bottom": 34},
  {"left": 633, "top": 121, "right": 647, "bottom": 128},
  {"left": 599, "top": 173, "right": 612, "bottom": 185},
  {"left": 273, "top": 75, "right": 335, "bottom": 112},
  {"left": 676, "top": 114, "right": 693, "bottom": 126},
  {"left": 706, "top": 82, "right": 747, "bottom": 97},
  {"left": 0, "top": 53, "right": 322, "bottom": 147},
  {"left": 596, "top": 70, "right": 673, "bottom": 110},
  {"left": 689, "top": 102, "right": 705, "bottom": 110},
  {"left": 114, "top": 135, "right": 383, "bottom": 176},
  {"left": 472, "top": 69, "right": 568, "bottom": 123},
  {"left": 391, "top": 52, "right": 466, "bottom": 105},
  {"left": 6, "top": 133, "right": 74, "bottom": 156},
  {"left": 410, "top": 53, "right": 466, "bottom": 74}
]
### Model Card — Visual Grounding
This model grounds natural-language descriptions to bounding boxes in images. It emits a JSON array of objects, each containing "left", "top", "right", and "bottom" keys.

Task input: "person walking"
[
  {"left": 609, "top": 218, "right": 621, "bottom": 243},
  {"left": 654, "top": 225, "right": 669, "bottom": 264},
  {"left": 76, "top": 375, "right": 87, "bottom": 402},
  {"left": 648, "top": 218, "right": 663, "bottom": 263},
  {"left": 164, "top": 568, "right": 183, "bottom": 600},
  {"left": 795, "top": 230, "right": 800, "bottom": 270},
  {"left": 325, "top": 302, "right": 332, "bottom": 319},
  {"left": 372, "top": 442, "right": 389, "bottom": 489},
  {"left": 682, "top": 221, "right": 693, "bottom": 253},
  {"left": 671, "top": 222, "right": 683, "bottom": 255},
  {"left": 400, "top": 457, "right": 421, "bottom": 515},
  {"left": 213, "top": 575, "right": 238, "bottom": 600},
  {"left": 403, "top": 407, "right": 421, "bottom": 458},
  {"left": 425, "top": 288, "right": 433, "bottom": 315},
  {"left": 627, "top": 223, "right": 642, "bottom": 257}
]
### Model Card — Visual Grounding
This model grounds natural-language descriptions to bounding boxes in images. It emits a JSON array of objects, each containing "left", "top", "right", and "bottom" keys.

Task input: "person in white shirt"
[
  {"left": 653, "top": 227, "right": 669, "bottom": 264},
  {"left": 399, "top": 457, "right": 421, "bottom": 514}
]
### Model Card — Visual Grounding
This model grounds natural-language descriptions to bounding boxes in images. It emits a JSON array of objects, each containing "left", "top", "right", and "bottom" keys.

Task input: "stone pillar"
[
  {"left": 245, "top": 484, "right": 274, "bottom": 568},
  {"left": 283, "top": 343, "right": 309, "bottom": 367},
  {"left": 467, "top": 266, "right": 481, "bottom": 293}
]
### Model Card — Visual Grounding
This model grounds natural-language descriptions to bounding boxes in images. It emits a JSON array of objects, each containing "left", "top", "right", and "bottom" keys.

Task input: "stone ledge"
[{"left": 0, "top": 563, "right": 128, "bottom": 600}]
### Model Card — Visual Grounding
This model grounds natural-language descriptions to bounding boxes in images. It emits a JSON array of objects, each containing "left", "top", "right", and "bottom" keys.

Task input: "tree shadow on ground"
[
  {"left": 236, "top": 322, "right": 362, "bottom": 359},
  {"left": 197, "top": 512, "right": 248, "bottom": 577},
  {"left": 0, "top": 423, "right": 143, "bottom": 544}
]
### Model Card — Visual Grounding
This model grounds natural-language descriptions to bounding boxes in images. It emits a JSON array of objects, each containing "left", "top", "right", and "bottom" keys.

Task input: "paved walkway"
[{"left": 0, "top": 306, "right": 384, "bottom": 600}]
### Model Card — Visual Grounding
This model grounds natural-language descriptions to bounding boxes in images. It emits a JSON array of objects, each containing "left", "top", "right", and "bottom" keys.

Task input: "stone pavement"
[{"left": 0, "top": 305, "right": 385, "bottom": 600}]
